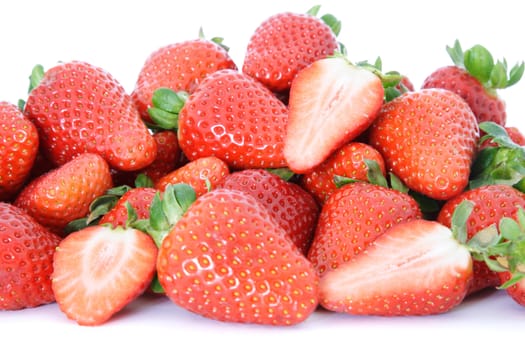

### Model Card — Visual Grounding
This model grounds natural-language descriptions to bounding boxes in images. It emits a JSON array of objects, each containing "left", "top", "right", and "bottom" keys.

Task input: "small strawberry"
[
  {"left": 177, "top": 69, "right": 289, "bottom": 169},
  {"left": 368, "top": 88, "right": 479, "bottom": 201},
  {"left": 499, "top": 271, "right": 525, "bottom": 307},
  {"left": 51, "top": 224, "right": 158, "bottom": 325},
  {"left": 155, "top": 156, "right": 230, "bottom": 197},
  {"left": 99, "top": 187, "right": 158, "bottom": 228},
  {"left": 300, "top": 142, "right": 386, "bottom": 204},
  {"left": 421, "top": 40, "right": 524, "bottom": 126},
  {"left": 14, "top": 153, "right": 113, "bottom": 235},
  {"left": 156, "top": 188, "right": 319, "bottom": 325},
  {"left": 284, "top": 56, "right": 384, "bottom": 173},
  {"left": 437, "top": 184, "right": 525, "bottom": 294},
  {"left": 0, "top": 101, "right": 39, "bottom": 201},
  {"left": 242, "top": 5, "right": 340, "bottom": 93},
  {"left": 307, "top": 181, "right": 422, "bottom": 276},
  {"left": 0, "top": 202, "right": 61, "bottom": 310},
  {"left": 318, "top": 219, "right": 473, "bottom": 316},
  {"left": 24, "top": 61, "right": 157, "bottom": 171},
  {"left": 216, "top": 168, "right": 319, "bottom": 255},
  {"left": 131, "top": 36, "right": 237, "bottom": 122}
]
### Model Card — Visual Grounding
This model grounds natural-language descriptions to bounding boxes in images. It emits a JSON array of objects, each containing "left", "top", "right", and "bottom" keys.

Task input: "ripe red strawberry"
[
  {"left": 284, "top": 56, "right": 384, "bottom": 173},
  {"left": 307, "top": 181, "right": 422, "bottom": 276},
  {"left": 177, "top": 69, "right": 289, "bottom": 169},
  {"left": 14, "top": 153, "right": 113, "bottom": 235},
  {"left": 155, "top": 156, "right": 230, "bottom": 197},
  {"left": 421, "top": 40, "right": 524, "bottom": 126},
  {"left": 216, "top": 168, "right": 319, "bottom": 255},
  {"left": 368, "top": 88, "right": 479, "bottom": 201},
  {"left": 242, "top": 7, "right": 339, "bottom": 93},
  {"left": 132, "top": 38, "right": 237, "bottom": 122},
  {"left": 52, "top": 225, "right": 158, "bottom": 325},
  {"left": 499, "top": 272, "right": 525, "bottom": 307},
  {"left": 437, "top": 184, "right": 525, "bottom": 294},
  {"left": 318, "top": 219, "right": 473, "bottom": 316},
  {"left": 0, "top": 101, "right": 39, "bottom": 201},
  {"left": 99, "top": 187, "right": 158, "bottom": 228},
  {"left": 24, "top": 61, "right": 157, "bottom": 171},
  {"left": 156, "top": 188, "right": 319, "bottom": 325},
  {"left": 300, "top": 142, "right": 386, "bottom": 204},
  {"left": 0, "top": 202, "right": 61, "bottom": 310}
]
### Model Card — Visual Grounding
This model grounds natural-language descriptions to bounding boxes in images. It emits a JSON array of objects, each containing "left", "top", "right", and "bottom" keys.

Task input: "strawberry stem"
[{"left": 147, "top": 88, "right": 188, "bottom": 130}]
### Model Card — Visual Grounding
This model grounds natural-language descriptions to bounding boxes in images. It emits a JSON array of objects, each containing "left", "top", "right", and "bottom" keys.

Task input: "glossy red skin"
[
  {"left": 243, "top": 12, "right": 338, "bottom": 92},
  {"left": 422, "top": 65, "right": 507, "bottom": 125},
  {"left": 24, "top": 61, "right": 157, "bottom": 171},
  {"left": 217, "top": 169, "right": 319, "bottom": 255},
  {"left": 0, "top": 202, "right": 61, "bottom": 310},
  {"left": 177, "top": 69, "right": 289, "bottom": 169},
  {"left": 499, "top": 271, "right": 525, "bottom": 306},
  {"left": 0, "top": 102, "right": 39, "bottom": 201},
  {"left": 437, "top": 184, "right": 525, "bottom": 295},
  {"left": 100, "top": 187, "right": 158, "bottom": 228}
]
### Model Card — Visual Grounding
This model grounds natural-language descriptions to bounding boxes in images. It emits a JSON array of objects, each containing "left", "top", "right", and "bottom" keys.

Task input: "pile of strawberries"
[{"left": 1, "top": 5, "right": 525, "bottom": 326}]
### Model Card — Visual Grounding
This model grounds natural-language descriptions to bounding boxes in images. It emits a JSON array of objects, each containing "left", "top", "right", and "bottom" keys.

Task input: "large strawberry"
[
  {"left": 284, "top": 56, "right": 384, "bottom": 173},
  {"left": 242, "top": 6, "right": 339, "bottom": 93},
  {"left": 216, "top": 168, "right": 319, "bottom": 255},
  {"left": 307, "top": 181, "right": 422, "bottom": 276},
  {"left": 14, "top": 153, "right": 113, "bottom": 235},
  {"left": 156, "top": 188, "right": 319, "bottom": 325},
  {"left": 52, "top": 224, "right": 158, "bottom": 325},
  {"left": 368, "top": 88, "right": 479, "bottom": 201},
  {"left": 24, "top": 61, "right": 157, "bottom": 171},
  {"left": 0, "top": 101, "right": 39, "bottom": 201},
  {"left": 132, "top": 37, "right": 237, "bottom": 122},
  {"left": 0, "top": 202, "right": 61, "bottom": 310},
  {"left": 177, "top": 69, "right": 289, "bottom": 169},
  {"left": 421, "top": 40, "right": 524, "bottom": 126}
]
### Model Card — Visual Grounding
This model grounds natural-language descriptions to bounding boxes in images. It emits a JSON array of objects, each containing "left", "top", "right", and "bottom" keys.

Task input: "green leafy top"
[{"left": 447, "top": 39, "right": 524, "bottom": 93}]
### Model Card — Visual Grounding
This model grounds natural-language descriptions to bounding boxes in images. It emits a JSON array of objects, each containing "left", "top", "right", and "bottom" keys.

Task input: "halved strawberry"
[
  {"left": 284, "top": 56, "right": 384, "bottom": 173},
  {"left": 51, "top": 225, "right": 158, "bottom": 326}
]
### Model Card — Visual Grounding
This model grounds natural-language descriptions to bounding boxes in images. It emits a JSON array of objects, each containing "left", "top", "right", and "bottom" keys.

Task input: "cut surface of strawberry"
[
  {"left": 52, "top": 225, "right": 157, "bottom": 326},
  {"left": 284, "top": 57, "right": 383, "bottom": 173}
]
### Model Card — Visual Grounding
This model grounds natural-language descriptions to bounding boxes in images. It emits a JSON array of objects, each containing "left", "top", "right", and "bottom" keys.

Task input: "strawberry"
[
  {"left": 216, "top": 168, "right": 319, "bottom": 255},
  {"left": 242, "top": 6, "right": 340, "bottom": 93},
  {"left": 300, "top": 142, "right": 386, "bottom": 204},
  {"left": 131, "top": 37, "right": 237, "bottom": 122},
  {"left": 421, "top": 40, "right": 524, "bottom": 126},
  {"left": 14, "top": 153, "right": 113, "bottom": 235},
  {"left": 99, "top": 187, "right": 158, "bottom": 228},
  {"left": 24, "top": 61, "right": 157, "bottom": 171},
  {"left": 284, "top": 56, "right": 384, "bottom": 173},
  {"left": 499, "top": 272, "right": 525, "bottom": 307},
  {"left": 155, "top": 156, "right": 230, "bottom": 197},
  {"left": 0, "top": 202, "right": 61, "bottom": 310},
  {"left": 318, "top": 219, "right": 473, "bottom": 316},
  {"left": 177, "top": 69, "right": 289, "bottom": 169},
  {"left": 156, "top": 188, "right": 319, "bottom": 325},
  {"left": 0, "top": 101, "right": 39, "bottom": 201},
  {"left": 437, "top": 184, "right": 525, "bottom": 294},
  {"left": 51, "top": 224, "right": 158, "bottom": 325},
  {"left": 307, "top": 181, "right": 422, "bottom": 276},
  {"left": 368, "top": 88, "right": 479, "bottom": 201}
]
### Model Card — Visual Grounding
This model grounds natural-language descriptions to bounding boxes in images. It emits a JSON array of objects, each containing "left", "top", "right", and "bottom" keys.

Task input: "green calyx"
[
  {"left": 447, "top": 39, "right": 524, "bottom": 92},
  {"left": 147, "top": 87, "right": 189, "bottom": 130},
  {"left": 355, "top": 57, "right": 406, "bottom": 102},
  {"left": 469, "top": 122, "right": 525, "bottom": 190}
]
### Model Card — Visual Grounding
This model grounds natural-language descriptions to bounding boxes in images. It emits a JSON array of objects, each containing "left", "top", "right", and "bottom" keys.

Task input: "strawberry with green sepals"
[
  {"left": 284, "top": 55, "right": 385, "bottom": 173},
  {"left": 0, "top": 202, "right": 61, "bottom": 310},
  {"left": 437, "top": 184, "right": 525, "bottom": 294},
  {"left": 14, "top": 153, "right": 113, "bottom": 235},
  {"left": 177, "top": 69, "right": 289, "bottom": 169},
  {"left": 216, "top": 168, "right": 319, "bottom": 255},
  {"left": 0, "top": 101, "right": 39, "bottom": 201},
  {"left": 368, "top": 88, "right": 480, "bottom": 201},
  {"left": 156, "top": 188, "right": 319, "bottom": 325},
  {"left": 24, "top": 61, "right": 157, "bottom": 171},
  {"left": 242, "top": 5, "right": 340, "bottom": 93},
  {"left": 300, "top": 142, "right": 386, "bottom": 204},
  {"left": 421, "top": 39, "right": 524, "bottom": 126},
  {"left": 99, "top": 187, "right": 158, "bottom": 229},
  {"left": 51, "top": 224, "right": 158, "bottom": 326},
  {"left": 132, "top": 32, "right": 237, "bottom": 122}
]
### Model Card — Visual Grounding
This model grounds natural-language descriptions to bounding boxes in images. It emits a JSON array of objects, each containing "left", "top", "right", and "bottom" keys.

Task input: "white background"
[{"left": 1, "top": 0, "right": 524, "bottom": 348}]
